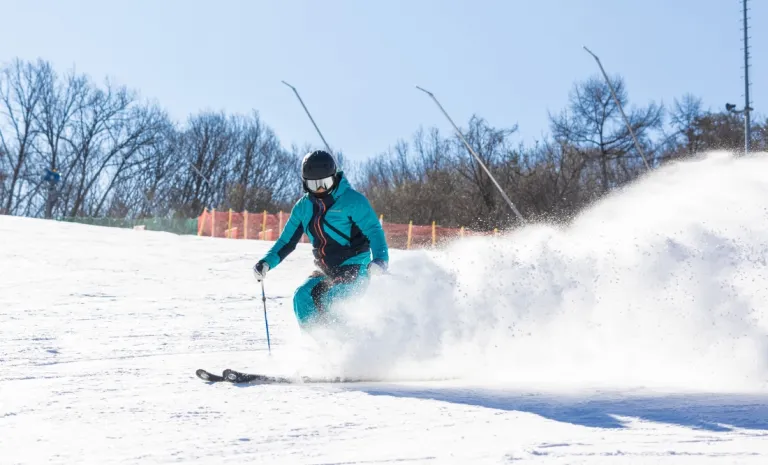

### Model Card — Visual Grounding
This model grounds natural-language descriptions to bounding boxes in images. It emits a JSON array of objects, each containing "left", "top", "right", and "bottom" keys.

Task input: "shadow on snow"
[{"left": 350, "top": 385, "right": 768, "bottom": 432}]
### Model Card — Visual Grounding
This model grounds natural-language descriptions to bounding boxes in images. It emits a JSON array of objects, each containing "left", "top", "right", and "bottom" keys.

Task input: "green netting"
[{"left": 59, "top": 217, "right": 199, "bottom": 235}]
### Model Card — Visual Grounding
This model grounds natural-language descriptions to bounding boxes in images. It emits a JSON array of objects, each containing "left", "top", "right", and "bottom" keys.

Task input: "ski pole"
[{"left": 260, "top": 279, "right": 272, "bottom": 355}]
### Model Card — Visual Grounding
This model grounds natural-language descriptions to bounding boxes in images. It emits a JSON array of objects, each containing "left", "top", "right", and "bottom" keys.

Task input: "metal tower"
[{"left": 726, "top": 0, "right": 753, "bottom": 153}]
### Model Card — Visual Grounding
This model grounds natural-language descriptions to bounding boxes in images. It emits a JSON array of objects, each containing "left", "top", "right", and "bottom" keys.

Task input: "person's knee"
[
  {"left": 293, "top": 282, "right": 317, "bottom": 323},
  {"left": 293, "top": 282, "right": 313, "bottom": 304},
  {"left": 293, "top": 279, "right": 322, "bottom": 325}
]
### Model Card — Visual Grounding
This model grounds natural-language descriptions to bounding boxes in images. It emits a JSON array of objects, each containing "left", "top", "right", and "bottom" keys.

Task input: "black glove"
[
  {"left": 367, "top": 258, "right": 387, "bottom": 276},
  {"left": 253, "top": 260, "right": 269, "bottom": 281}
]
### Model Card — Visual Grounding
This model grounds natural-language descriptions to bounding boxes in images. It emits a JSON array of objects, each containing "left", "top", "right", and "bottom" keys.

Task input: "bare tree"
[
  {"left": 58, "top": 80, "right": 167, "bottom": 217},
  {"left": 656, "top": 93, "right": 707, "bottom": 161},
  {"left": 550, "top": 75, "right": 662, "bottom": 194},
  {"left": 33, "top": 62, "right": 89, "bottom": 218},
  {"left": 100, "top": 113, "right": 177, "bottom": 218},
  {"left": 511, "top": 138, "right": 591, "bottom": 221},
  {"left": 10, "top": 56, "right": 766, "bottom": 236},
  {"left": 168, "top": 111, "right": 239, "bottom": 216},
  {"left": 226, "top": 112, "right": 297, "bottom": 212},
  {"left": 357, "top": 122, "right": 519, "bottom": 229},
  {"left": 452, "top": 115, "right": 518, "bottom": 217},
  {"left": 0, "top": 59, "right": 45, "bottom": 214}
]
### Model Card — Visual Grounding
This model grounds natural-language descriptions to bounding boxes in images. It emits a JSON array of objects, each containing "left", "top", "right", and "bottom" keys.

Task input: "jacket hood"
[{"left": 331, "top": 171, "right": 351, "bottom": 198}]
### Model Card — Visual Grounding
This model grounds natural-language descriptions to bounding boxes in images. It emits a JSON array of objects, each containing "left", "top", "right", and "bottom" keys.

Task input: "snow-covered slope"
[{"left": 2, "top": 151, "right": 768, "bottom": 464}]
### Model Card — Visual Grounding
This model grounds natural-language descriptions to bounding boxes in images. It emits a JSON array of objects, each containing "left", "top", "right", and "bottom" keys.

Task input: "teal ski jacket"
[{"left": 259, "top": 172, "right": 388, "bottom": 276}]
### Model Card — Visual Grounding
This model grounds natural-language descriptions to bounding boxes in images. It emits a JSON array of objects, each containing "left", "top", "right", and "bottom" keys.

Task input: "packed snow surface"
[{"left": 2, "top": 150, "right": 768, "bottom": 464}]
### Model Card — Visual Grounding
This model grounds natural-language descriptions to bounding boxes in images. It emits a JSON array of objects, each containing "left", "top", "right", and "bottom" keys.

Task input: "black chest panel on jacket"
[{"left": 308, "top": 195, "right": 370, "bottom": 276}]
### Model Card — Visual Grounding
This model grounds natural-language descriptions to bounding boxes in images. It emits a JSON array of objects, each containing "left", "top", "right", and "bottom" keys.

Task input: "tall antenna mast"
[
  {"left": 742, "top": 0, "right": 752, "bottom": 154},
  {"left": 725, "top": 0, "right": 754, "bottom": 154}
]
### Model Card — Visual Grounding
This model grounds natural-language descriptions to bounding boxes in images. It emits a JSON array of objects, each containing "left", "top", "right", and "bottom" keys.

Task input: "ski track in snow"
[{"left": 2, "top": 151, "right": 768, "bottom": 464}]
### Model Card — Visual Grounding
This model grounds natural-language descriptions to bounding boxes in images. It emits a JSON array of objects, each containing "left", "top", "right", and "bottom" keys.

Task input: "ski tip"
[
  {"left": 223, "top": 369, "right": 238, "bottom": 383},
  {"left": 196, "top": 368, "right": 225, "bottom": 383}
]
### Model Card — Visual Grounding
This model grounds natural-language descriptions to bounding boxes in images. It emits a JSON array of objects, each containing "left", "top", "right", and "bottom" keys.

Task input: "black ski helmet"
[
  {"left": 302, "top": 150, "right": 336, "bottom": 179},
  {"left": 301, "top": 150, "right": 338, "bottom": 195}
]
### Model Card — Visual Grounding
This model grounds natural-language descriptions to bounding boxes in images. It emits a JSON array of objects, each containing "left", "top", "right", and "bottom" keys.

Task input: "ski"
[
  {"left": 195, "top": 368, "right": 372, "bottom": 385},
  {"left": 223, "top": 368, "right": 294, "bottom": 384},
  {"left": 195, "top": 368, "right": 298, "bottom": 384},
  {"left": 195, "top": 368, "right": 226, "bottom": 382}
]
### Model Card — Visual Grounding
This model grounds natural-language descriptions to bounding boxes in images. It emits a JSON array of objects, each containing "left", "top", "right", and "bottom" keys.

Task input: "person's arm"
[
  {"left": 258, "top": 199, "right": 307, "bottom": 270},
  {"left": 349, "top": 192, "right": 389, "bottom": 268}
]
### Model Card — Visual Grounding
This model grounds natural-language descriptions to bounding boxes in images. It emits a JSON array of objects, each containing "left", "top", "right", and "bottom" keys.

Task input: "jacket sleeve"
[
  {"left": 349, "top": 192, "right": 389, "bottom": 264},
  {"left": 260, "top": 199, "right": 306, "bottom": 270}
]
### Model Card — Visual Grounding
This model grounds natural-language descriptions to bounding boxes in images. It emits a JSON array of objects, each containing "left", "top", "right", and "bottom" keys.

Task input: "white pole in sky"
[
  {"left": 582, "top": 46, "right": 652, "bottom": 171},
  {"left": 416, "top": 86, "right": 526, "bottom": 225},
  {"left": 282, "top": 81, "right": 335, "bottom": 156}
]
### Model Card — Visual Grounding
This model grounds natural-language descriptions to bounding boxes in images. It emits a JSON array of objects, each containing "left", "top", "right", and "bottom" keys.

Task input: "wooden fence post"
[
  {"left": 432, "top": 221, "right": 436, "bottom": 246},
  {"left": 407, "top": 220, "right": 413, "bottom": 250},
  {"left": 261, "top": 210, "right": 267, "bottom": 240},
  {"left": 228, "top": 209, "right": 233, "bottom": 238},
  {"left": 244, "top": 210, "right": 249, "bottom": 240},
  {"left": 198, "top": 209, "right": 206, "bottom": 236},
  {"left": 211, "top": 208, "right": 216, "bottom": 238}
]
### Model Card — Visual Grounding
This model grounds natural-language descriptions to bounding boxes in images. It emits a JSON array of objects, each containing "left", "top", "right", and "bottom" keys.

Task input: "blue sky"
[{"left": 1, "top": 0, "right": 764, "bottom": 161}]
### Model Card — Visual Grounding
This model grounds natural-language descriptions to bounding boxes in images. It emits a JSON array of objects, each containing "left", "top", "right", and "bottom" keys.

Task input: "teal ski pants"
[{"left": 293, "top": 264, "right": 369, "bottom": 327}]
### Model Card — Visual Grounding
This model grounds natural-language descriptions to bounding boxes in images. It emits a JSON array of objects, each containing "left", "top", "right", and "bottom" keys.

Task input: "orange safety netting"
[{"left": 197, "top": 209, "right": 497, "bottom": 250}]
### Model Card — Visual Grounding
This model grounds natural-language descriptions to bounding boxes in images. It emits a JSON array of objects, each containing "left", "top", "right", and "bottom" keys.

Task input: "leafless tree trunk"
[
  {"left": 453, "top": 116, "right": 518, "bottom": 215},
  {"left": 59, "top": 80, "right": 166, "bottom": 217},
  {"left": 167, "top": 112, "right": 237, "bottom": 217},
  {"left": 550, "top": 76, "right": 662, "bottom": 195},
  {"left": 0, "top": 59, "right": 45, "bottom": 215},
  {"left": 228, "top": 112, "right": 296, "bottom": 212},
  {"left": 33, "top": 63, "right": 89, "bottom": 218}
]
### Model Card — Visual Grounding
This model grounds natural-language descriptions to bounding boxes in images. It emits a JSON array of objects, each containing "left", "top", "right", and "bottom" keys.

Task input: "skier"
[{"left": 252, "top": 149, "right": 389, "bottom": 328}]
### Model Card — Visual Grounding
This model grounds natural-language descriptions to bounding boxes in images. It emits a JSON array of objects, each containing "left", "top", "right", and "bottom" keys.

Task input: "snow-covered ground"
[{"left": 2, "top": 151, "right": 768, "bottom": 464}]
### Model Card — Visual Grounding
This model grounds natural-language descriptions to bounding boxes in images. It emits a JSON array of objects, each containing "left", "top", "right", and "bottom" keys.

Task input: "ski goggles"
[{"left": 305, "top": 175, "right": 335, "bottom": 193}]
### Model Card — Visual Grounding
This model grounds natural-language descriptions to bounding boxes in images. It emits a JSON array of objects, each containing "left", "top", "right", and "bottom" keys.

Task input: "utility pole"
[
  {"left": 742, "top": 0, "right": 752, "bottom": 154},
  {"left": 726, "top": 0, "right": 752, "bottom": 154}
]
